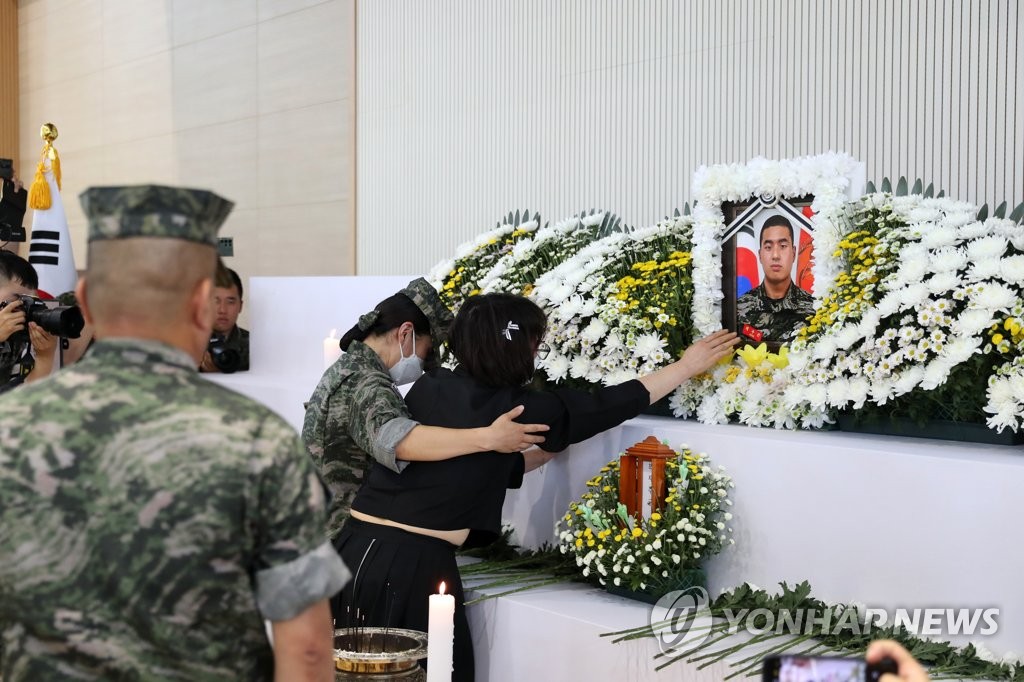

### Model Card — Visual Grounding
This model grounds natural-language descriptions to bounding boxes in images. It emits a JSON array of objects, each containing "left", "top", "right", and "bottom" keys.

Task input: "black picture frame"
[{"left": 721, "top": 194, "right": 815, "bottom": 352}]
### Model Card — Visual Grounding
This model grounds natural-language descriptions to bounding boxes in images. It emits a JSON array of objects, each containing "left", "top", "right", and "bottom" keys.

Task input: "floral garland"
[
  {"left": 784, "top": 193, "right": 1024, "bottom": 431},
  {"left": 427, "top": 213, "right": 539, "bottom": 311},
  {"left": 557, "top": 443, "right": 734, "bottom": 595},
  {"left": 690, "top": 153, "right": 862, "bottom": 336},
  {"left": 531, "top": 217, "right": 697, "bottom": 391},
  {"left": 478, "top": 211, "right": 609, "bottom": 296}
]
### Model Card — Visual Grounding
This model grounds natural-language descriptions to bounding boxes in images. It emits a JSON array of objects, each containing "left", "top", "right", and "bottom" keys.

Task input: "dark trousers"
[{"left": 333, "top": 518, "right": 474, "bottom": 682}]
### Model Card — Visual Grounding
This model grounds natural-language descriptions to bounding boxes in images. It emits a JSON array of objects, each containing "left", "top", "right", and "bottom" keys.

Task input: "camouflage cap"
[
  {"left": 399, "top": 277, "right": 453, "bottom": 352},
  {"left": 79, "top": 185, "right": 234, "bottom": 247}
]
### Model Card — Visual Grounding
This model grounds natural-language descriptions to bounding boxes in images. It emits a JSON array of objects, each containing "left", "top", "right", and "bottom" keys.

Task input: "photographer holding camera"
[
  {"left": 0, "top": 251, "right": 60, "bottom": 388},
  {"left": 199, "top": 261, "right": 249, "bottom": 373}
]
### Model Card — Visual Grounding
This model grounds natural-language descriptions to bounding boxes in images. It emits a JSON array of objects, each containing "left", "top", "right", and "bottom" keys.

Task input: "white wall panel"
[{"left": 357, "top": 0, "right": 1024, "bottom": 275}]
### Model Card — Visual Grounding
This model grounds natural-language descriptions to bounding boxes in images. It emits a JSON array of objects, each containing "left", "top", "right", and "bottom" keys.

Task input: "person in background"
[
  {"left": 0, "top": 184, "right": 348, "bottom": 681},
  {"left": 0, "top": 250, "right": 58, "bottom": 386},
  {"left": 303, "top": 278, "right": 550, "bottom": 549},
  {"left": 338, "top": 292, "right": 740, "bottom": 681},
  {"left": 200, "top": 261, "right": 249, "bottom": 373}
]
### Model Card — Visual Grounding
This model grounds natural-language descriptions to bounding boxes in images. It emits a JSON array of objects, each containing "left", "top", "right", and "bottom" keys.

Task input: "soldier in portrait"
[
  {"left": 736, "top": 214, "right": 815, "bottom": 344},
  {"left": 0, "top": 184, "right": 349, "bottom": 681}
]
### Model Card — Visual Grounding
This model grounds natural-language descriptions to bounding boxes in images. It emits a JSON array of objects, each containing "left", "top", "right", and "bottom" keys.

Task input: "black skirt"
[{"left": 333, "top": 517, "right": 474, "bottom": 682}]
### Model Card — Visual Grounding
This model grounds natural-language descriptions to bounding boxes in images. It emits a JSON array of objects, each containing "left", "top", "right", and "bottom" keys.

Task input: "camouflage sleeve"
[
  {"left": 346, "top": 372, "right": 418, "bottom": 474},
  {"left": 250, "top": 415, "right": 350, "bottom": 621}
]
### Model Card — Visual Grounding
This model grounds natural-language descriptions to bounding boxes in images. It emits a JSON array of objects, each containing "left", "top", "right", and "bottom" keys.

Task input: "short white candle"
[
  {"left": 323, "top": 329, "right": 342, "bottom": 369},
  {"left": 427, "top": 581, "right": 455, "bottom": 682}
]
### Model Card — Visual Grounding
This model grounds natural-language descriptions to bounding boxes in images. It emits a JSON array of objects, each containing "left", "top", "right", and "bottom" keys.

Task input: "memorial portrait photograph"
[{"left": 721, "top": 196, "right": 816, "bottom": 347}]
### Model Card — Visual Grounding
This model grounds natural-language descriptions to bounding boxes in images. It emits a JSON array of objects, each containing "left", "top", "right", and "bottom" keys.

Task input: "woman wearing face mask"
[
  {"left": 302, "top": 279, "right": 549, "bottom": 580},
  {"left": 337, "top": 293, "right": 739, "bottom": 681}
]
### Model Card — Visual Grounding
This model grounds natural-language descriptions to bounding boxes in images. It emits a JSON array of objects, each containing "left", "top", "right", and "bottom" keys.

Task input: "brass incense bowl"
[{"left": 333, "top": 627, "right": 428, "bottom": 679}]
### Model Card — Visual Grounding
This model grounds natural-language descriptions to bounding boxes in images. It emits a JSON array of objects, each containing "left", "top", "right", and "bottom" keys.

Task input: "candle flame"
[
  {"left": 329, "top": 328, "right": 337, "bottom": 339},
  {"left": 439, "top": 581, "right": 447, "bottom": 595}
]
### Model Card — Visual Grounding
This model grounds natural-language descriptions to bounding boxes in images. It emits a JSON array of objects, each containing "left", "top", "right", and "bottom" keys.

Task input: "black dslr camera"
[
  {"left": 0, "top": 294, "right": 85, "bottom": 342},
  {"left": 208, "top": 336, "right": 241, "bottom": 373}
]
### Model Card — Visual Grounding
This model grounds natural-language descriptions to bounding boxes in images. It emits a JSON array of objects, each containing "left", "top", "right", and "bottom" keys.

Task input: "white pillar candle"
[
  {"left": 323, "top": 329, "right": 342, "bottom": 369},
  {"left": 427, "top": 581, "right": 455, "bottom": 682}
]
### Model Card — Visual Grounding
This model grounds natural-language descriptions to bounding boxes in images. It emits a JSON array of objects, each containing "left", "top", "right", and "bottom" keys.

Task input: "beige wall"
[{"left": 17, "top": 0, "right": 356, "bottom": 280}]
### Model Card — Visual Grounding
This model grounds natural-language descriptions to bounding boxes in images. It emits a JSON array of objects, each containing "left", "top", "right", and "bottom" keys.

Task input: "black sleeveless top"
[{"left": 350, "top": 367, "right": 650, "bottom": 547}]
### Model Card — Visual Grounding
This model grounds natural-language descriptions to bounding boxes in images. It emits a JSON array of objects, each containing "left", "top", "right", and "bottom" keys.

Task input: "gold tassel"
[
  {"left": 29, "top": 123, "right": 60, "bottom": 208},
  {"left": 50, "top": 145, "right": 61, "bottom": 190},
  {"left": 28, "top": 160, "right": 51, "bottom": 210}
]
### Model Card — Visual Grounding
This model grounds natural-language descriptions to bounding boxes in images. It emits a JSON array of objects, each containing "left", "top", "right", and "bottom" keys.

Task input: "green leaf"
[
  {"left": 895, "top": 176, "right": 909, "bottom": 196},
  {"left": 880, "top": 177, "right": 892, "bottom": 193},
  {"left": 865, "top": 180, "right": 877, "bottom": 193},
  {"left": 923, "top": 182, "right": 935, "bottom": 198},
  {"left": 993, "top": 201, "right": 1007, "bottom": 219},
  {"left": 1009, "top": 201, "right": 1024, "bottom": 223},
  {"left": 911, "top": 178, "right": 923, "bottom": 194},
  {"left": 977, "top": 204, "right": 989, "bottom": 221}
]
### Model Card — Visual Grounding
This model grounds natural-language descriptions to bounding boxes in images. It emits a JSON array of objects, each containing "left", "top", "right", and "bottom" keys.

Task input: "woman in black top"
[{"left": 337, "top": 293, "right": 738, "bottom": 681}]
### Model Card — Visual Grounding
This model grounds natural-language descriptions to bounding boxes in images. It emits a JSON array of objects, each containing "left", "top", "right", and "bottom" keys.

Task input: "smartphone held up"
[{"left": 762, "top": 654, "right": 898, "bottom": 682}]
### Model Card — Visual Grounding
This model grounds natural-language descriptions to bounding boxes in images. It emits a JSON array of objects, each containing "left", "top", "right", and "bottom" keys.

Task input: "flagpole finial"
[
  {"left": 28, "top": 122, "right": 61, "bottom": 210},
  {"left": 40, "top": 122, "right": 58, "bottom": 143}
]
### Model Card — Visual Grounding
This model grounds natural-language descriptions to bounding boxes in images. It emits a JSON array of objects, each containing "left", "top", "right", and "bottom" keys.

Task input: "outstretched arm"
[{"left": 638, "top": 330, "right": 739, "bottom": 404}]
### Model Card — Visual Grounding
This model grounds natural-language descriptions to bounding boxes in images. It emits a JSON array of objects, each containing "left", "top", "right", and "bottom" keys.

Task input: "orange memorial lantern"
[{"left": 618, "top": 436, "right": 676, "bottom": 519}]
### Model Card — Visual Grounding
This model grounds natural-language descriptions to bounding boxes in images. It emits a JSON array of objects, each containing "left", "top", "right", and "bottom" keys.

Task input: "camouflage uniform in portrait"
[
  {"left": 302, "top": 278, "right": 452, "bottom": 538},
  {"left": 211, "top": 323, "right": 250, "bottom": 371},
  {"left": 0, "top": 185, "right": 349, "bottom": 681},
  {"left": 736, "top": 280, "right": 815, "bottom": 344}
]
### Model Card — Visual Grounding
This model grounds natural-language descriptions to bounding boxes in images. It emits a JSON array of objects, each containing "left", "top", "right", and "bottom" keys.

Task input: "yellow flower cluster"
[
  {"left": 610, "top": 251, "right": 691, "bottom": 329},
  {"left": 989, "top": 317, "right": 1024, "bottom": 354},
  {"left": 799, "top": 229, "right": 882, "bottom": 340}
]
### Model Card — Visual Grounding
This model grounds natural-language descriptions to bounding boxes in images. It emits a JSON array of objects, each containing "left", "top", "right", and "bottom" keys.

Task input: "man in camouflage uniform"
[
  {"left": 200, "top": 262, "right": 249, "bottom": 373},
  {"left": 0, "top": 185, "right": 349, "bottom": 681},
  {"left": 736, "top": 215, "right": 815, "bottom": 344},
  {"left": 302, "top": 279, "right": 547, "bottom": 539}
]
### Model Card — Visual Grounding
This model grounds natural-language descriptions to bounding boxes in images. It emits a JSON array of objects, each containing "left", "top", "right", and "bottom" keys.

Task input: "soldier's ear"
[
  {"left": 192, "top": 277, "right": 214, "bottom": 331},
  {"left": 75, "top": 278, "right": 94, "bottom": 327}
]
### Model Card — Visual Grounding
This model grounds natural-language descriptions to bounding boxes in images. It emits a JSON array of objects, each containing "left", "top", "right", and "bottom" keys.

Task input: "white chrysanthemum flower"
[
  {"left": 580, "top": 318, "right": 608, "bottom": 344},
  {"left": 569, "top": 356, "right": 592, "bottom": 379},
  {"left": 632, "top": 333, "right": 667, "bottom": 359},
  {"left": 1000, "top": 255, "right": 1024, "bottom": 282},
  {"left": 543, "top": 354, "right": 570, "bottom": 383},
  {"left": 966, "top": 235, "right": 1008, "bottom": 261}
]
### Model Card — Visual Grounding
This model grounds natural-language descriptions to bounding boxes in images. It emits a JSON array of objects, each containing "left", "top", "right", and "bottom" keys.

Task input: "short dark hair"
[
  {"left": 339, "top": 292, "right": 431, "bottom": 352},
  {"left": 760, "top": 215, "right": 795, "bottom": 246},
  {"left": 0, "top": 251, "right": 39, "bottom": 290},
  {"left": 449, "top": 293, "right": 546, "bottom": 388},
  {"left": 214, "top": 260, "right": 243, "bottom": 300}
]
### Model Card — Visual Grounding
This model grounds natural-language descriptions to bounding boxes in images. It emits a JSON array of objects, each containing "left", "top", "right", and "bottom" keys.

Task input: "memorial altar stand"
[{"left": 210, "top": 276, "right": 1024, "bottom": 681}]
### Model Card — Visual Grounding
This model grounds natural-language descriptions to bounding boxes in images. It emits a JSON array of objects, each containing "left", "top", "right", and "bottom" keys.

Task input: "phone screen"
[{"left": 763, "top": 655, "right": 867, "bottom": 682}]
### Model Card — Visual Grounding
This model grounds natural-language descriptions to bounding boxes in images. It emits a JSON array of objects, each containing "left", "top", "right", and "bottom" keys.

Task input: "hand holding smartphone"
[{"left": 763, "top": 654, "right": 899, "bottom": 682}]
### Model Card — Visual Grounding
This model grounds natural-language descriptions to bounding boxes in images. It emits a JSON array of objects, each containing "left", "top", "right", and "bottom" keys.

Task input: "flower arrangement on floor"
[
  {"left": 557, "top": 443, "right": 734, "bottom": 597},
  {"left": 428, "top": 209, "right": 540, "bottom": 311},
  {"left": 784, "top": 192, "right": 1024, "bottom": 432},
  {"left": 531, "top": 215, "right": 698, "bottom": 394}
]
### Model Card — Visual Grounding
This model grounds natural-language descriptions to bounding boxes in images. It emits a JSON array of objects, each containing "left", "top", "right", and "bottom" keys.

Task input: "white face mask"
[{"left": 389, "top": 332, "right": 424, "bottom": 385}]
